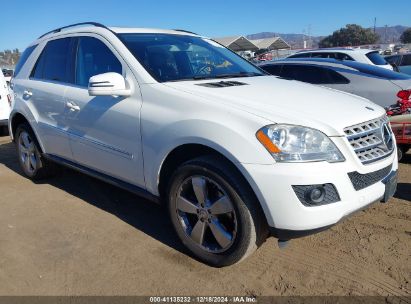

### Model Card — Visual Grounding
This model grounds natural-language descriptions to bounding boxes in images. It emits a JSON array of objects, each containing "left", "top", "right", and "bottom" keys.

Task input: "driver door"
[{"left": 64, "top": 35, "right": 145, "bottom": 187}]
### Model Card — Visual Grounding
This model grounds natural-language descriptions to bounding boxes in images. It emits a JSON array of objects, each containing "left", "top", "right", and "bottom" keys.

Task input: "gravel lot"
[{"left": 0, "top": 135, "right": 410, "bottom": 297}]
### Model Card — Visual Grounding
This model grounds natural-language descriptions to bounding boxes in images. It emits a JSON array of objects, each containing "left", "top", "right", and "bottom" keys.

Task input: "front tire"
[
  {"left": 167, "top": 155, "right": 267, "bottom": 267},
  {"left": 15, "top": 123, "right": 57, "bottom": 180}
]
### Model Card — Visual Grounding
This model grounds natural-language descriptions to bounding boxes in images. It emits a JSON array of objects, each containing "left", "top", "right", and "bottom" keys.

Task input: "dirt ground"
[{"left": 0, "top": 135, "right": 410, "bottom": 297}]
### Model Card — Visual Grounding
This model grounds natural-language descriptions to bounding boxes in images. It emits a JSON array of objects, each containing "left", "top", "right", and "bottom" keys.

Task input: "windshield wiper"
[{"left": 166, "top": 72, "right": 264, "bottom": 82}]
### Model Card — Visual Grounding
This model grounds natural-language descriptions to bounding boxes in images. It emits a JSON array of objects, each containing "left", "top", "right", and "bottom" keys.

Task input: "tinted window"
[
  {"left": 119, "top": 33, "right": 265, "bottom": 82},
  {"left": 366, "top": 51, "right": 388, "bottom": 65},
  {"left": 344, "top": 61, "right": 411, "bottom": 80},
  {"left": 261, "top": 64, "right": 282, "bottom": 76},
  {"left": 288, "top": 53, "right": 311, "bottom": 58},
  {"left": 401, "top": 54, "right": 411, "bottom": 66},
  {"left": 385, "top": 55, "right": 401, "bottom": 66},
  {"left": 75, "top": 37, "right": 122, "bottom": 87},
  {"left": 310, "top": 52, "right": 335, "bottom": 59},
  {"left": 31, "top": 38, "right": 72, "bottom": 82},
  {"left": 335, "top": 53, "right": 354, "bottom": 61},
  {"left": 14, "top": 45, "right": 37, "bottom": 77},
  {"left": 281, "top": 64, "right": 349, "bottom": 84}
]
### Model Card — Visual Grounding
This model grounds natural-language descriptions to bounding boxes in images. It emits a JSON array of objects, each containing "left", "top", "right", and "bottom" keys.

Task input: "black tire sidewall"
[
  {"left": 16, "top": 123, "right": 44, "bottom": 178},
  {"left": 167, "top": 158, "right": 257, "bottom": 267}
]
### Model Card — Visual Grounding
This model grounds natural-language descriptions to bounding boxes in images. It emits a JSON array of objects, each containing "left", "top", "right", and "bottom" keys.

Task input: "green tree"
[
  {"left": 319, "top": 24, "right": 379, "bottom": 48},
  {"left": 400, "top": 28, "right": 411, "bottom": 43}
]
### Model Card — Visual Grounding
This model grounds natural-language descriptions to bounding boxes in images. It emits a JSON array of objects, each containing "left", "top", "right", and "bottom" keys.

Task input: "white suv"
[
  {"left": 10, "top": 23, "right": 398, "bottom": 266},
  {"left": 288, "top": 48, "right": 394, "bottom": 70},
  {"left": 0, "top": 71, "right": 11, "bottom": 134}
]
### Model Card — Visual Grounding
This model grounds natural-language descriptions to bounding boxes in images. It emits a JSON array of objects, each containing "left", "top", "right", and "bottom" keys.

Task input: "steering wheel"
[{"left": 195, "top": 63, "right": 214, "bottom": 75}]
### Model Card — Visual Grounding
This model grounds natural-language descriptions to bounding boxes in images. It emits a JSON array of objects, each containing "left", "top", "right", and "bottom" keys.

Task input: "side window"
[
  {"left": 335, "top": 53, "right": 354, "bottom": 61},
  {"left": 289, "top": 53, "right": 311, "bottom": 58},
  {"left": 281, "top": 65, "right": 349, "bottom": 84},
  {"left": 311, "top": 52, "right": 335, "bottom": 59},
  {"left": 261, "top": 64, "right": 282, "bottom": 76},
  {"left": 14, "top": 45, "right": 37, "bottom": 77},
  {"left": 75, "top": 37, "right": 122, "bottom": 87},
  {"left": 31, "top": 38, "right": 72, "bottom": 83},
  {"left": 326, "top": 68, "right": 350, "bottom": 84}
]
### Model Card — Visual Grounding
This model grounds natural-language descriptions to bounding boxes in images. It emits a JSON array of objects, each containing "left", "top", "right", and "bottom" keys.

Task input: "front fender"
[{"left": 142, "top": 119, "right": 275, "bottom": 195}]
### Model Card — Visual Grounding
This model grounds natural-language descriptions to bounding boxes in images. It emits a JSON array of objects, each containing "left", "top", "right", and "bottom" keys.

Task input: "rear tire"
[
  {"left": 167, "top": 155, "right": 267, "bottom": 267},
  {"left": 397, "top": 146, "right": 404, "bottom": 162},
  {"left": 0, "top": 126, "right": 8, "bottom": 136},
  {"left": 15, "top": 123, "right": 58, "bottom": 180}
]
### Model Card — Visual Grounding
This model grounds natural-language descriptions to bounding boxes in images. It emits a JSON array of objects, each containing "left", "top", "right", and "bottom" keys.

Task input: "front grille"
[
  {"left": 348, "top": 164, "right": 392, "bottom": 191},
  {"left": 344, "top": 116, "right": 394, "bottom": 164}
]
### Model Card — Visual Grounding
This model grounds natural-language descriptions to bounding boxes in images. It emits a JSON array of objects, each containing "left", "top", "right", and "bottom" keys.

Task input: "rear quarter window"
[
  {"left": 366, "top": 51, "right": 388, "bottom": 65},
  {"left": 14, "top": 44, "right": 37, "bottom": 77}
]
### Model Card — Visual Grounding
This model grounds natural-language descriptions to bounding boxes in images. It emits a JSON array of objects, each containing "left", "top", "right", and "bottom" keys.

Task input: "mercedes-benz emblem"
[{"left": 381, "top": 123, "right": 393, "bottom": 151}]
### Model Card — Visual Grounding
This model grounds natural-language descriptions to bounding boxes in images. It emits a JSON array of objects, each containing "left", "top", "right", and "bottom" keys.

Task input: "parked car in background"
[
  {"left": 10, "top": 22, "right": 398, "bottom": 266},
  {"left": 385, "top": 53, "right": 411, "bottom": 75},
  {"left": 2, "top": 68, "right": 14, "bottom": 86},
  {"left": 0, "top": 72, "right": 11, "bottom": 135},
  {"left": 259, "top": 58, "right": 411, "bottom": 108},
  {"left": 288, "top": 48, "right": 394, "bottom": 70}
]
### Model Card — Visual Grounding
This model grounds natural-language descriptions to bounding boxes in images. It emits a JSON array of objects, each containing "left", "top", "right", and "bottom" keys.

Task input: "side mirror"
[{"left": 88, "top": 72, "right": 131, "bottom": 97}]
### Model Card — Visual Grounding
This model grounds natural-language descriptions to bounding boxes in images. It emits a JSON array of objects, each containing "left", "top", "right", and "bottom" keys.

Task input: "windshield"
[
  {"left": 366, "top": 51, "right": 388, "bottom": 65},
  {"left": 118, "top": 33, "right": 265, "bottom": 82}
]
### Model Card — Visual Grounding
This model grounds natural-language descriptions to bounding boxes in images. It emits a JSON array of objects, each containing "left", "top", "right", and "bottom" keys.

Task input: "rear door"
[
  {"left": 63, "top": 35, "right": 144, "bottom": 186},
  {"left": 20, "top": 38, "right": 75, "bottom": 159}
]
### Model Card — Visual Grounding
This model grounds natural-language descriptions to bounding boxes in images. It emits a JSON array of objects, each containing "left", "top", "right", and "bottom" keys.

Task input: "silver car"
[{"left": 259, "top": 58, "right": 411, "bottom": 108}]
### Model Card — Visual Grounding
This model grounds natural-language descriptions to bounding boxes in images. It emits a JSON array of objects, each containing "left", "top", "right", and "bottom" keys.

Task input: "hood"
[
  {"left": 389, "top": 79, "right": 411, "bottom": 90},
  {"left": 164, "top": 76, "right": 386, "bottom": 136}
]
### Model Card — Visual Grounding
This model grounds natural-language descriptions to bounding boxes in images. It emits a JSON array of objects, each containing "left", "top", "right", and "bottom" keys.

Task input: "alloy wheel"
[{"left": 175, "top": 175, "right": 237, "bottom": 253}]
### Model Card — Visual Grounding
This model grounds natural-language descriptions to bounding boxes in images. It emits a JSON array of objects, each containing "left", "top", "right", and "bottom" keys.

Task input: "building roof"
[
  {"left": 249, "top": 37, "right": 290, "bottom": 50},
  {"left": 212, "top": 36, "right": 259, "bottom": 51}
]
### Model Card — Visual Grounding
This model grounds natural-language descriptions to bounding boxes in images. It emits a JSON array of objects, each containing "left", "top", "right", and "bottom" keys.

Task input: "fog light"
[
  {"left": 292, "top": 184, "right": 340, "bottom": 207},
  {"left": 305, "top": 186, "right": 326, "bottom": 203}
]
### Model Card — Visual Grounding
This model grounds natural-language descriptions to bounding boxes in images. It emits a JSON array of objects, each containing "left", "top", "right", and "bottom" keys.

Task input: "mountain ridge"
[{"left": 246, "top": 25, "right": 410, "bottom": 49}]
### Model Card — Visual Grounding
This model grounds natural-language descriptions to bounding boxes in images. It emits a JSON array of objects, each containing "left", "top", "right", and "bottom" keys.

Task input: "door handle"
[
  {"left": 23, "top": 90, "right": 32, "bottom": 99},
  {"left": 66, "top": 101, "right": 80, "bottom": 111}
]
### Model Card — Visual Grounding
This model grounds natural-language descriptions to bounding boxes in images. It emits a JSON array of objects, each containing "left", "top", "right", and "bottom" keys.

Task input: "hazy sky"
[{"left": 1, "top": 0, "right": 410, "bottom": 50}]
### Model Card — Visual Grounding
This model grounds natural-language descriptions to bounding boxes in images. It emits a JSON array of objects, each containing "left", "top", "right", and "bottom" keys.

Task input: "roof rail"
[
  {"left": 38, "top": 22, "right": 115, "bottom": 39},
  {"left": 173, "top": 29, "right": 198, "bottom": 35}
]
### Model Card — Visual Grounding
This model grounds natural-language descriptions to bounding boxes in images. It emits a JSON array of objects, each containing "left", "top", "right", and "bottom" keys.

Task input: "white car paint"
[
  {"left": 10, "top": 25, "right": 397, "bottom": 236},
  {"left": 0, "top": 72, "right": 10, "bottom": 125},
  {"left": 289, "top": 48, "right": 394, "bottom": 70}
]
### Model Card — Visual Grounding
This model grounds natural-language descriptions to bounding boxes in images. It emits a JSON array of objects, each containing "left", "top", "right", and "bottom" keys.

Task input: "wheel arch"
[
  {"left": 10, "top": 112, "right": 45, "bottom": 153},
  {"left": 157, "top": 143, "right": 269, "bottom": 226}
]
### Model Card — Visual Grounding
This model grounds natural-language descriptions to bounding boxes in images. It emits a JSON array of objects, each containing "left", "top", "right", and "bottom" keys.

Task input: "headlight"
[{"left": 256, "top": 124, "right": 345, "bottom": 163}]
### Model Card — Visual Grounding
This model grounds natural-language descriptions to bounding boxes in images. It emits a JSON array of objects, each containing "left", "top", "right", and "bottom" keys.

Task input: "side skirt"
[{"left": 43, "top": 154, "right": 160, "bottom": 204}]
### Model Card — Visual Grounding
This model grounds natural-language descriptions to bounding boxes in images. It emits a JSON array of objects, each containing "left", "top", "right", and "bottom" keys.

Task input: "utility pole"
[
  {"left": 384, "top": 25, "right": 388, "bottom": 43},
  {"left": 373, "top": 17, "right": 376, "bottom": 34},
  {"left": 307, "top": 24, "right": 312, "bottom": 49}
]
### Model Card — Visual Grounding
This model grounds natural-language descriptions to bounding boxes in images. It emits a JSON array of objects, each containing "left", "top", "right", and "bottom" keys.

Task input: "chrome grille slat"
[
  {"left": 346, "top": 127, "right": 380, "bottom": 140},
  {"left": 344, "top": 116, "right": 394, "bottom": 165}
]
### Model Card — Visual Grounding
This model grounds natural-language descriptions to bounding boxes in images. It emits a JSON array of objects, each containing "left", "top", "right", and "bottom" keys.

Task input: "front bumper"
[{"left": 239, "top": 138, "right": 398, "bottom": 233}]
